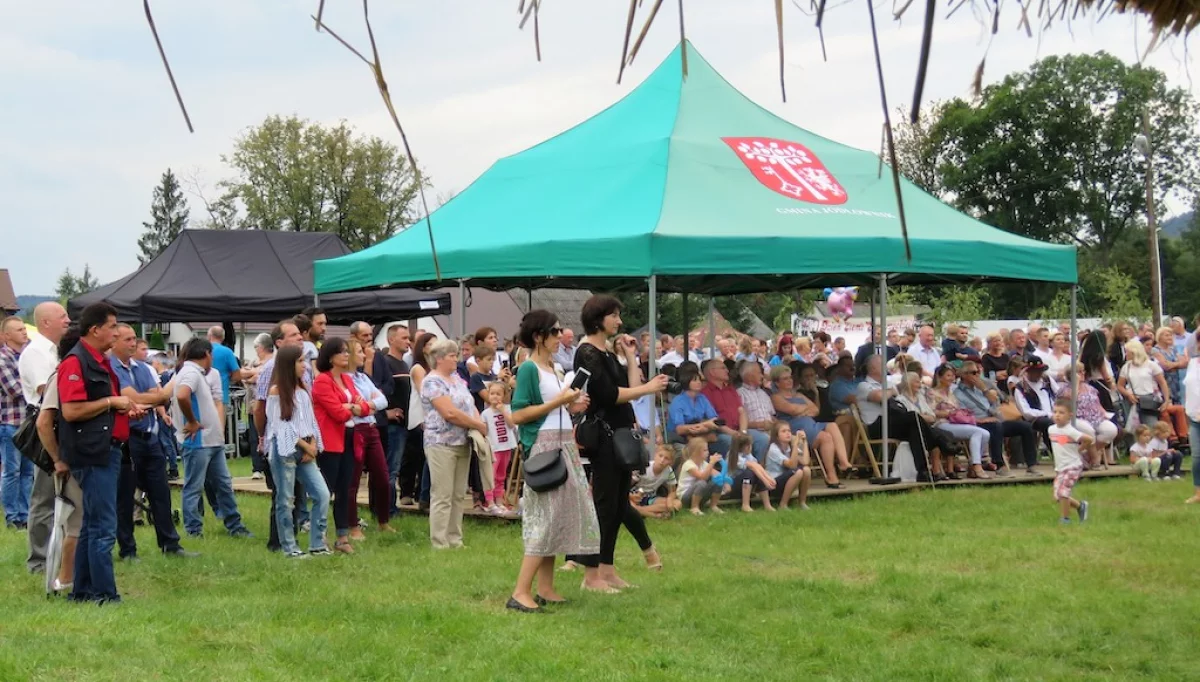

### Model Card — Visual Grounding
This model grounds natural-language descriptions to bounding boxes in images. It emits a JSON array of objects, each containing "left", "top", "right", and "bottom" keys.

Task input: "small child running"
[{"left": 1048, "top": 399, "right": 1092, "bottom": 524}]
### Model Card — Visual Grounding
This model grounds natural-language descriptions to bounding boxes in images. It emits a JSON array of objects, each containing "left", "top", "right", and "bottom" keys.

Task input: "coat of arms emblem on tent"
[{"left": 722, "top": 137, "right": 848, "bottom": 205}]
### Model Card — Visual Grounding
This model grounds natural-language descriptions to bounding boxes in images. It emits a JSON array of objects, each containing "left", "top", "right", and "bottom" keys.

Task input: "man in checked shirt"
[{"left": 0, "top": 316, "right": 31, "bottom": 529}]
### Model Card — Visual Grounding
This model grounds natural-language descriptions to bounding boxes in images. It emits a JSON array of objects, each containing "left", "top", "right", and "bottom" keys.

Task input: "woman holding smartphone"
[
  {"left": 265, "top": 345, "right": 331, "bottom": 558},
  {"left": 572, "top": 295, "right": 669, "bottom": 592},
  {"left": 507, "top": 310, "right": 599, "bottom": 612}
]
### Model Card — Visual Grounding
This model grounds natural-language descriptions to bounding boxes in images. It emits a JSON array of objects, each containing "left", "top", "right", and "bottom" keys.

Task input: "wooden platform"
[{"left": 172, "top": 464, "right": 1155, "bottom": 522}]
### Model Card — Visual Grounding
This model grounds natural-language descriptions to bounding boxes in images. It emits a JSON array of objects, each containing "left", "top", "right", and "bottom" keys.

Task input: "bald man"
[{"left": 17, "top": 302, "right": 71, "bottom": 574}]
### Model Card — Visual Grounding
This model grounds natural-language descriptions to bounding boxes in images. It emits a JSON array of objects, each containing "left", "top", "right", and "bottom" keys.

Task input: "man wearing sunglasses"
[{"left": 954, "top": 361, "right": 1037, "bottom": 478}]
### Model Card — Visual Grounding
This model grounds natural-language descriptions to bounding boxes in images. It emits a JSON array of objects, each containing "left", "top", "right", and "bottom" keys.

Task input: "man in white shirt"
[
  {"left": 659, "top": 336, "right": 701, "bottom": 368},
  {"left": 854, "top": 355, "right": 931, "bottom": 481},
  {"left": 912, "top": 325, "right": 943, "bottom": 377},
  {"left": 1031, "top": 327, "right": 1053, "bottom": 362},
  {"left": 1013, "top": 358, "right": 1057, "bottom": 469},
  {"left": 17, "top": 302, "right": 70, "bottom": 574},
  {"left": 552, "top": 328, "right": 577, "bottom": 370},
  {"left": 173, "top": 339, "right": 251, "bottom": 539}
]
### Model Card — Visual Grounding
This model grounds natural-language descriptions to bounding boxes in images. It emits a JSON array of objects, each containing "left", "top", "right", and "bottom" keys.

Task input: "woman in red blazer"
[{"left": 312, "top": 337, "right": 371, "bottom": 555}]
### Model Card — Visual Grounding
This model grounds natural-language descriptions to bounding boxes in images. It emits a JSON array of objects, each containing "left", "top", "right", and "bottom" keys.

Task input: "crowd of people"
[{"left": 2, "top": 298, "right": 1199, "bottom": 608}]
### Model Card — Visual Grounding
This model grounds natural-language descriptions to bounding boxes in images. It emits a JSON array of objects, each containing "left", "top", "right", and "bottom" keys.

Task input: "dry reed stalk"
[
  {"left": 312, "top": 1, "right": 441, "bottom": 280},
  {"left": 775, "top": 0, "right": 787, "bottom": 101},
  {"left": 143, "top": 0, "right": 193, "bottom": 133}
]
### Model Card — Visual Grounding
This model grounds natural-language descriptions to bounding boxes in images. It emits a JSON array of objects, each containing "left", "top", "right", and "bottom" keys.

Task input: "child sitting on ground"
[
  {"left": 480, "top": 382, "right": 516, "bottom": 513},
  {"left": 1151, "top": 421, "right": 1184, "bottom": 480},
  {"left": 631, "top": 446, "right": 681, "bottom": 518},
  {"left": 1048, "top": 399, "right": 1092, "bottom": 524},
  {"left": 1129, "top": 425, "right": 1161, "bottom": 481},
  {"left": 678, "top": 437, "right": 725, "bottom": 516},
  {"left": 730, "top": 433, "right": 776, "bottom": 512},
  {"left": 765, "top": 421, "right": 812, "bottom": 511}
]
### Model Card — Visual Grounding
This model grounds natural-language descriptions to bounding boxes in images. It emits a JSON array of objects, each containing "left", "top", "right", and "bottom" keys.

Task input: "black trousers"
[
  {"left": 318, "top": 428, "right": 356, "bottom": 534},
  {"left": 978, "top": 420, "right": 1038, "bottom": 467},
  {"left": 570, "top": 444, "right": 652, "bottom": 567},
  {"left": 867, "top": 407, "right": 932, "bottom": 475},
  {"left": 398, "top": 427, "right": 425, "bottom": 500},
  {"left": 117, "top": 433, "right": 183, "bottom": 557},
  {"left": 1029, "top": 416, "right": 1054, "bottom": 453}
]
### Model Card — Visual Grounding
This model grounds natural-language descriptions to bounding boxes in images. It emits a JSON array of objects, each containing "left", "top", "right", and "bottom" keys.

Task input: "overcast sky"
[{"left": 3, "top": 1, "right": 1195, "bottom": 295}]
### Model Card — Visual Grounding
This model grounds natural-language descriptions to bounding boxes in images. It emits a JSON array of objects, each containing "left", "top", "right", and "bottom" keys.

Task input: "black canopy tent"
[{"left": 68, "top": 230, "right": 451, "bottom": 324}]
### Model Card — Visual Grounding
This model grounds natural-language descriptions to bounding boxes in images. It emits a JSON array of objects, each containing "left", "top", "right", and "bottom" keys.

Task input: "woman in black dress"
[{"left": 572, "top": 295, "right": 668, "bottom": 592}]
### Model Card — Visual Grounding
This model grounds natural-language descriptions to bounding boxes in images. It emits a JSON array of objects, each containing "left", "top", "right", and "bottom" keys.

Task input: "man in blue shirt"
[
  {"left": 206, "top": 326, "right": 243, "bottom": 405},
  {"left": 110, "top": 324, "right": 196, "bottom": 559},
  {"left": 827, "top": 356, "right": 861, "bottom": 413}
]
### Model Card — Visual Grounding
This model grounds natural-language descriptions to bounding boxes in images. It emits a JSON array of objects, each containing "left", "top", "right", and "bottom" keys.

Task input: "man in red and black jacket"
[{"left": 57, "top": 302, "right": 145, "bottom": 605}]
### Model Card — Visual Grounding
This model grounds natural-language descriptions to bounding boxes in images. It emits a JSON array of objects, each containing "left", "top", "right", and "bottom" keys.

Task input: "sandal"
[
  {"left": 334, "top": 540, "right": 355, "bottom": 555},
  {"left": 580, "top": 580, "right": 620, "bottom": 594},
  {"left": 643, "top": 545, "right": 663, "bottom": 572},
  {"left": 690, "top": 508, "right": 704, "bottom": 516}
]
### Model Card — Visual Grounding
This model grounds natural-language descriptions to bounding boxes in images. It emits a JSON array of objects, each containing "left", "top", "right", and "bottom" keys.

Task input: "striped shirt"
[
  {"left": 737, "top": 384, "right": 775, "bottom": 424},
  {"left": 265, "top": 388, "right": 323, "bottom": 457}
]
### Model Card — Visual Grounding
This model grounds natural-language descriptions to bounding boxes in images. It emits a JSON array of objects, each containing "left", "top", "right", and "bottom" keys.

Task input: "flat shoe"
[{"left": 506, "top": 597, "right": 543, "bottom": 613}]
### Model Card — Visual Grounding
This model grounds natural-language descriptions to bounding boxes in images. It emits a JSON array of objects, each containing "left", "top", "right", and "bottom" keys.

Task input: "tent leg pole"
[
  {"left": 648, "top": 276, "right": 658, "bottom": 377},
  {"left": 1069, "top": 285, "right": 1078, "bottom": 417},
  {"left": 879, "top": 274, "right": 889, "bottom": 480},
  {"left": 708, "top": 297, "right": 716, "bottom": 360},
  {"left": 458, "top": 279, "right": 466, "bottom": 338},
  {"left": 869, "top": 286, "right": 877, "bottom": 344},
  {"left": 682, "top": 293, "right": 689, "bottom": 345}
]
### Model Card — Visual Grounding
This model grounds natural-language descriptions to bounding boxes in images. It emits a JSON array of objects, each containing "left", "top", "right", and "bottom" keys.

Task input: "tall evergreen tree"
[{"left": 138, "top": 168, "right": 190, "bottom": 264}]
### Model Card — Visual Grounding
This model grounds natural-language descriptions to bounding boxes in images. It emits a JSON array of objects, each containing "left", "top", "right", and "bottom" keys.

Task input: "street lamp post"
[{"left": 1134, "top": 121, "right": 1164, "bottom": 330}]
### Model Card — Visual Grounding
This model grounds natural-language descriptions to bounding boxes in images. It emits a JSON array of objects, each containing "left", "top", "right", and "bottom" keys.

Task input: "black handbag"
[
  {"left": 611, "top": 426, "right": 647, "bottom": 472},
  {"left": 521, "top": 368, "right": 569, "bottom": 493},
  {"left": 14, "top": 405, "right": 55, "bottom": 475},
  {"left": 1136, "top": 394, "right": 1164, "bottom": 413}
]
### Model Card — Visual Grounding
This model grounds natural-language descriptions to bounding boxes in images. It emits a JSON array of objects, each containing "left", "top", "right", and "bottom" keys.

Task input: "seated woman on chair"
[{"left": 769, "top": 364, "right": 854, "bottom": 480}]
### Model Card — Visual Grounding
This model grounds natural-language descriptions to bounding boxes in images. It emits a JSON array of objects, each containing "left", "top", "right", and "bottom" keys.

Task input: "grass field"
[{"left": 0, "top": 459, "right": 1197, "bottom": 681}]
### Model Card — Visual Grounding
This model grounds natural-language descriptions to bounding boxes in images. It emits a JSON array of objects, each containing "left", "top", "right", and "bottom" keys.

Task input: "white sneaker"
[
  {"left": 1172, "top": 474, "right": 1182, "bottom": 480},
  {"left": 251, "top": 472, "right": 264, "bottom": 480},
  {"left": 1143, "top": 475, "right": 1153, "bottom": 481}
]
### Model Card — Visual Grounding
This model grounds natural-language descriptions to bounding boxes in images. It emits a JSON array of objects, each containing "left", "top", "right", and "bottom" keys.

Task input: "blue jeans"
[
  {"left": 709, "top": 432, "right": 732, "bottom": 457},
  {"left": 158, "top": 423, "right": 179, "bottom": 472},
  {"left": 748, "top": 429, "right": 770, "bottom": 460},
  {"left": 269, "top": 448, "right": 330, "bottom": 554},
  {"left": 420, "top": 462, "right": 431, "bottom": 504},
  {"left": 386, "top": 422, "right": 407, "bottom": 511},
  {"left": 181, "top": 445, "right": 247, "bottom": 536},
  {"left": 71, "top": 446, "right": 121, "bottom": 603},
  {"left": 0, "top": 424, "right": 33, "bottom": 524}
]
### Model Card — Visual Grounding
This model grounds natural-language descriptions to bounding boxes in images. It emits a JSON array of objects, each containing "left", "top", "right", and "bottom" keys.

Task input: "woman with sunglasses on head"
[
  {"left": 571, "top": 296, "right": 669, "bottom": 592},
  {"left": 507, "top": 310, "right": 599, "bottom": 612},
  {"left": 312, "top": 337, "right": 372, "bottom": 555}
]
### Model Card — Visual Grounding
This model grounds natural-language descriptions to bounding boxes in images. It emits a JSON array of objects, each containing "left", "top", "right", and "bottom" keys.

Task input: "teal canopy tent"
[{"left": 314, "top": 41, "right": 1076, "bottom": 296}]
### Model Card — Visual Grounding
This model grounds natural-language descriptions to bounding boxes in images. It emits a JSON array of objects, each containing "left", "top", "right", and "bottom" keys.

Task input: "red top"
[
  {"left": 701, "top": 381, "right": 742, "bottom": 428},
  {"left": 312, "top": 371, "right": 370, "bottom": 454},
  {"left": 58, "top": 340, "right": 130, "bottom": 442}
]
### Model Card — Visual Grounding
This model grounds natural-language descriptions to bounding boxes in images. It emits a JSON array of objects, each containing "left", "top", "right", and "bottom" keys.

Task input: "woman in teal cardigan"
[{"left": 507, "top": 310, "right": 600, "bottom": 613}]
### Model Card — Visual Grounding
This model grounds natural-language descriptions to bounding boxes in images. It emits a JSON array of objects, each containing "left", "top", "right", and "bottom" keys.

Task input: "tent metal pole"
[
  {"left": 682, "top": 293, "right": 689, "bottom": 346},
  {"left": 869, "top": 286, "right": 877, "bottom": 345},
  {"left": 238, "top": 322, "right": 245, "bottom": 363},
  {"left": 313, "top": 293, "right": 319, "bottom": 307},
  {"left": 708, "top": 297, "right": 717, "bottom": 360},
  {"left": 1069, "top": 284, "right": 1078, "bottom": 417},
  {"left": 879, "top": 274, "right": 889, "bottom": 479},
  {"left": 458, "top": 279, "right": 466, "bottom": 337},
  {"left": 648, "top": 276, "right": 658, "bottom": 377}
]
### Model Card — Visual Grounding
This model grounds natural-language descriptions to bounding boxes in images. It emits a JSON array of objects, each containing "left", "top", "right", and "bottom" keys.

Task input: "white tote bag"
[
  {"left": 407, "top": 382, "right": 425, "bottom": 430},
  {"left": 891, "top": 442, "right": 918, "bottom": 482}
]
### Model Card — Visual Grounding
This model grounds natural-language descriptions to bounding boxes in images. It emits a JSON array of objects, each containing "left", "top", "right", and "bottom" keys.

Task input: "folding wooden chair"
[
  {"left": 503, "top": 445, "right": 524, "bottom": 508},
  {"left": 849, "top": 405, "right": 890, "bottom": 479}
]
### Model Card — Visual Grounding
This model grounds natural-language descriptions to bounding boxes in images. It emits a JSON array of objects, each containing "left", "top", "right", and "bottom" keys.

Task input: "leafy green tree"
[
  {"left": 56, "top": 264, "right": 99, "bottom": 305},
  {"left": 921, "top": 286, "right": 995, "bottom": 329},
  {"left": 137, "top": 168, "right": 190, "bottom": 264},
  {"left": 215, "top": 115, "right": 424, "bottom": 250}
]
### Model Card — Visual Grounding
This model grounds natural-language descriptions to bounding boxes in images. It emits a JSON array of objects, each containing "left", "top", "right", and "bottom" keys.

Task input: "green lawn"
[{"left": 0, "top": 460, "right": 1197, "bottom": 681}]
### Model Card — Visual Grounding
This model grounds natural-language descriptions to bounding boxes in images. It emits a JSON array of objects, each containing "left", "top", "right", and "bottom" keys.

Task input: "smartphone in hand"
[{"left": 570, "top": 367, "right": 592, "bottom": 391}]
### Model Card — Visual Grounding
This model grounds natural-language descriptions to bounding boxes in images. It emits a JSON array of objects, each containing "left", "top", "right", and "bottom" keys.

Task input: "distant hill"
[
  {"left": 15, "top": 294, "right": 56, "bottom": 317},
  {"left": 1161, "top": 211, "right": 1194, "bottom": 238}
]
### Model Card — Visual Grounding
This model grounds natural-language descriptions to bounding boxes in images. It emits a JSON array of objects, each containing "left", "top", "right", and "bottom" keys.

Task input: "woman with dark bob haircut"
[
  {"left": 569, "top": 295, "right": 669, "bottom": 592},
  {"left": 506, "top": 310, "right": 599, "bottom": 612}
]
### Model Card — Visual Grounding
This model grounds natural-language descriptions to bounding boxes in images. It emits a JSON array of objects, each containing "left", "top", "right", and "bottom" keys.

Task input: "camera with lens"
[{"left": 665, "top": 380, "right": 684, "bottom": 394}]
